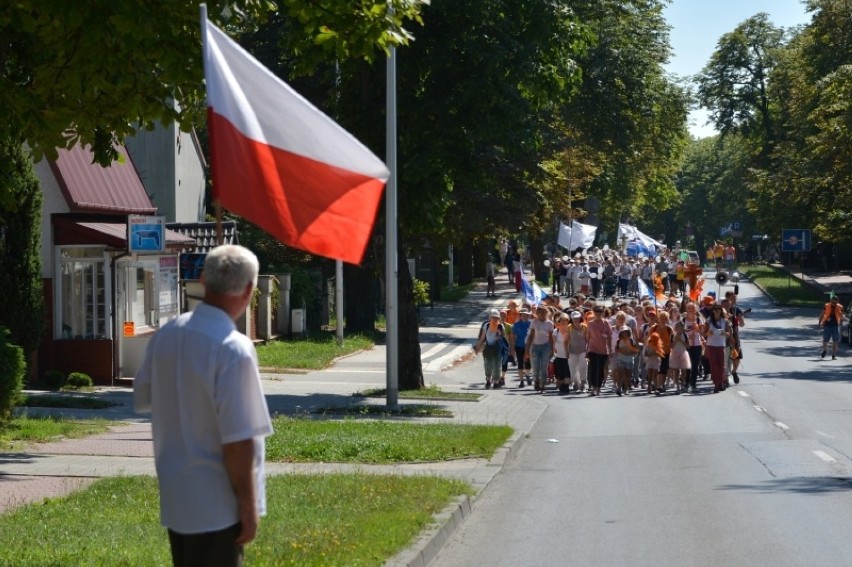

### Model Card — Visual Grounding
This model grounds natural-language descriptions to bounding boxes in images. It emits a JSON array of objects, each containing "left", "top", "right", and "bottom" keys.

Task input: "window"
[{"left": 57, "top": 247, "right": 108, "bottom": 340}]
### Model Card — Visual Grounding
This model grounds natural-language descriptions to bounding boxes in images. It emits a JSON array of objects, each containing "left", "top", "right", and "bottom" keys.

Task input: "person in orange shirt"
[{"left": 713, "top": 242, "right": 725, "bottom": 269}]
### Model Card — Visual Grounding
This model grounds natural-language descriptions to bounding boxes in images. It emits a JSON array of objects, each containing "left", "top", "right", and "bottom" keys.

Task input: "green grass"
[
  {"left": 357, "top": 384, "right": 482, "bottom": 402},
  {"left": 19, "top": 394, "right": 116, "bottom": 410},
  {"left": 0, "top": 416, "right": 111, "bottom": 450},
  {"left": 256, "top": 331, "right": 375, "bottom": 371},
  {"left": 266, "top": 417, "right": 513, "bottom": 463},
  {"left": 316, "top": 404, "right": 454, "bottom": 418},
  {"left": 439, "top": 283, "right": 473, "bottom": 302},
  {"left": 741, "top": 264, "right": 825, "bottom": 306},
  {"left": 0, "top": 474, "right": 473, "bottom": 566}
]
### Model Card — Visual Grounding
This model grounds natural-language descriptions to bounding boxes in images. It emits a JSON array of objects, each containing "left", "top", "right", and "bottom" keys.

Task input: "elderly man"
[{"left": 134, "top": 245, "right": 273, "bottom": 567}]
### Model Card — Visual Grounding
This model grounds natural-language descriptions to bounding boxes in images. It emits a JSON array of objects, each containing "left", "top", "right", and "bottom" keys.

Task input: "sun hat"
[
  {"left": 570, "top": 311, "right": 582, "bottom": 319},
  {"left": 489, "top": 309, "right": 500, "bottom": 318}
]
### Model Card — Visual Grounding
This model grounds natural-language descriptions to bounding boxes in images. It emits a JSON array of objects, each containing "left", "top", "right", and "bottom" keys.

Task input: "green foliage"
[
  {"left": 0, "top": 138, "right": 44, "bottom": 359},
  {"left": 42, "top": 370, "right": 66, "bottom": 390},
  {"left": 688, "top": 1, "right": 852, "bottom": 248},
  {"left": 64, "top": 372, "right": 93, "bottom": 390},
  {"left": 412, "top": 278, "right": 430, "bottom": 305},
  {"left": 0, "top": 0, "right": 427, "bottom": 165},
  {"left": 0, "top": 327, "right": 25, "bottom": 422}
]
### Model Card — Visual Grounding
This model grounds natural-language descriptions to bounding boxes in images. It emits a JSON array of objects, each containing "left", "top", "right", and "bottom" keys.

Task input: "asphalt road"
[{"left": 431, "top": 277, "right": 852, "bottom": 567}]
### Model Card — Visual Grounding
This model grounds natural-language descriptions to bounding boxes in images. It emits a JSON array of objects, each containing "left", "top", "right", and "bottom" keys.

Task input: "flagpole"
[{"left": 385, "top": 26, "right": 399, "bottom": 410}]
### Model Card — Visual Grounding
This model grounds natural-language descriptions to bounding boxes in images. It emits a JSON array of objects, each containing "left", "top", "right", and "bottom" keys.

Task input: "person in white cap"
[
  {"left": 567, "top": 311, "right": 589, "bottom": 392},
  {"left": 475, "top": 309, "right": 506, "bottom": 389}
]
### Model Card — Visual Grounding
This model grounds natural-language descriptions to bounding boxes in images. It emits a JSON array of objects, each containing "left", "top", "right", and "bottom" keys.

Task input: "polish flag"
[{"left": 203, "top": 19, "right": 390, "bottom": 265}]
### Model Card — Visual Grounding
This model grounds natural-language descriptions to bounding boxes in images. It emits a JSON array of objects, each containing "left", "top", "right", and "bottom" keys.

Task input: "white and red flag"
[{"left": 202, "top": 19, "right": 390, "bottom": 264}]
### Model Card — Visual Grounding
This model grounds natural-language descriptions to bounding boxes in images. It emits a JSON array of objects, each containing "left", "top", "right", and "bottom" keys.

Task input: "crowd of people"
[
  {"left": 476, "top": 244, "right": 751, "bottom": 396},
  {"left": 476, "top": 290, "right": 749, "bottom": 396}
]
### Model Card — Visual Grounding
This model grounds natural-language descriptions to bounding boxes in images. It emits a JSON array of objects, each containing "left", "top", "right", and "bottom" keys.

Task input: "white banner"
[{"left": 558, "top": 220, "right": 597, "bottom": 251}]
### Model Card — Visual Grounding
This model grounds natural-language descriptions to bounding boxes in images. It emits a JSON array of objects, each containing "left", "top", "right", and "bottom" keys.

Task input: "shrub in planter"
[
  {"left": 0, "top": 327, "right": 25, "bottom": 421},
  {"left": 65, "top": 372, "right": 93, "bottom": 390}
]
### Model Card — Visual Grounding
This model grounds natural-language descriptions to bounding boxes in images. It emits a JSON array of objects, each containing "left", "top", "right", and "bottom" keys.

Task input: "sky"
[{"left": 663, "top": 0, "right": 812, "bottom": 138}]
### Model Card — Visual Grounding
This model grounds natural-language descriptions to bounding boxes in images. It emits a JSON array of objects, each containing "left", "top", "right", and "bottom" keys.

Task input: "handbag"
[{"left": 730, "top": 347, "right": 740, "bottom": 360}]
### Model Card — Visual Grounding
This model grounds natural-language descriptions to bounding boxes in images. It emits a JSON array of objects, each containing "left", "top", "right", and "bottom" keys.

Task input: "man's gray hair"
[{"left": 202, "top": 245, "right": 259, "bottom": 295}]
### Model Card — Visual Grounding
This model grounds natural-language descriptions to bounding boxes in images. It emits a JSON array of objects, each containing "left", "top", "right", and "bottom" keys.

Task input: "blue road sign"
[{"left": 781, "top": 229, "right": 812, "bottom": 252}]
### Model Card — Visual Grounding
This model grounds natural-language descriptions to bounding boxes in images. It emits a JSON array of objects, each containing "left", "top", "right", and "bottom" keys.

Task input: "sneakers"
[
  {"left": 732, "top": 372, "right": 740, "bottom": 384},
  {"left": 822, "top": 350, "right": 827, "bottom": 359}
]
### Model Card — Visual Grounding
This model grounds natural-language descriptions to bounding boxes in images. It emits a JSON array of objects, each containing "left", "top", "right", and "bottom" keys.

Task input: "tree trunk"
[
  {"left": 458, "top": 238, "right": 474, "bottom": 285},
  {"left": 397, "top": 243, "right": 424, "bottom": 390},
  {"left": 344, "top": 247, "right": 378, "bottom": 334}
]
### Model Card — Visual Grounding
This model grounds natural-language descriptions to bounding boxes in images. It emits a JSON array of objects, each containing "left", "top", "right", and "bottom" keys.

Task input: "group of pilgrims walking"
[{"left": 475, "top": 246, "right": 748, "bottom": 397}]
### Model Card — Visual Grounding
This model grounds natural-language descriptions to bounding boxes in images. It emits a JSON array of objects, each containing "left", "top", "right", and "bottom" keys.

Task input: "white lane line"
[
  {"left": 816, "top": 430, "right": 836, "bottom": 439},
  {"left": 421, "top": 342, "right": 451, "bottom": 359},
  {"left": 737, "top": 391, "right": 750, "bottom": 398},
  {"left": 754, "top": 405, "right": 764, "bottom": 413},
  {"left": 774, "top": 421, "right": 790, "bottom": 430},
  {"left": 813, "top": 450, "right": 837, "bottom": 463}
]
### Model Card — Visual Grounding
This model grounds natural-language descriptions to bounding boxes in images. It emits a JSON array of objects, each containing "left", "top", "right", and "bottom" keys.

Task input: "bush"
[
  {"left": 0, "top": 327, "right": 25, "bottom": 421},
  {"left": 413, "top": 278, "right": 431, "bottom": 305},
  {"left": 65, "top": 372, "right": 93, "bottom": 390},
  {"left": 43, "top": 369, "right": 66, "bottom": 390}
]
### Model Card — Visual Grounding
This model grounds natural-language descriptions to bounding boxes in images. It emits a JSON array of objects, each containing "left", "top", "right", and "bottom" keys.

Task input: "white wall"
[{"left": 33, "top": 159, "right": 70, "bottom": 279}]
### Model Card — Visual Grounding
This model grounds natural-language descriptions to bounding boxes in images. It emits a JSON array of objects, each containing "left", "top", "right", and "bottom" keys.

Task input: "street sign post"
[
  {"left": 781, "top": 228, "right": 812, "bottom": 252},
  {"left": 781, "top": 228, "right": 812, "bottom": 285}
]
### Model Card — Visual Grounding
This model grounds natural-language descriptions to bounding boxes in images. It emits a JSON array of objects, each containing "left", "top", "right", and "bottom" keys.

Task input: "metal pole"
[
  {"left": 335, "top": 260, "right": 343, "bottom": 345},
  {"left": 448, "top": 244, "right": 454, "bottom": 289},
  {"left": 385, "top": 36, "right": 399, "bottom": 410}
]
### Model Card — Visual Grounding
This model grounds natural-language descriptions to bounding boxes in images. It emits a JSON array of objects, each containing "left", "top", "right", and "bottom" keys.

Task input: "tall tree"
[
  {"left": 695, "top": 13, "right": 785, "bottom": 157},
  {"left": 0, "top": 137, "right": 44, "bottom": 362}
]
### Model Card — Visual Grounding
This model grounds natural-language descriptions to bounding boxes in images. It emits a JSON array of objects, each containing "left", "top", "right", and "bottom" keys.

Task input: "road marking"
[
  {"left": 754, "top": 405, "right": 764, "bottom": 413},
  {"left": 737, "top": 391, "right": 750, "bottom": 398},
  {"left": 421, "top": 342, "right": 451, "bottom": 359},
  {"left": 815, "top": 430, "right": 836, "bottom": 439},
  {"left": 813, "top": 450, "right": 837, "bottom": 463},
  {"left": 774, "top": 421, "right": 790, "bottom": 430}
]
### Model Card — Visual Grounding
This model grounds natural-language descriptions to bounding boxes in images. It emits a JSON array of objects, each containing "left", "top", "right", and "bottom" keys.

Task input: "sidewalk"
[{"left": 0, "top": 272, "right": 545, "bottom": 566}]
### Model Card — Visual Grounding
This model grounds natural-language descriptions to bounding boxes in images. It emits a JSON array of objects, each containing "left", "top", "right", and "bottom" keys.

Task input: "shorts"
[
  {"left": 823, "top": 325, "right": 840, "bottom": 344},
  {"left": 615, "top": 354, "right": 634, "bottom": 370}
]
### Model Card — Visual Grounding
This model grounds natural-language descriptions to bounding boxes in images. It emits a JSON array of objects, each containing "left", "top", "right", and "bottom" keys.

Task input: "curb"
[{"left": 385, "top": 404, "right": 544, "bottom": 566}]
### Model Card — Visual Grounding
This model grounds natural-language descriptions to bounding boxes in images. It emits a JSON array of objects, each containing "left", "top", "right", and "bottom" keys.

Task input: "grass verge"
[
  {"left": 266, "top": 417, "right": 513, "bottom": 463},
  {"left": 357, "top": 384, "right": 481, "bottom": 402},
  {"left": 439, "top": 283, "right": 473, "bottom": 302},
  {"left": 741, "top": 264, "right": 825, "bottom": 307},
  {"left": 0, "top": 416, "right": 111, "bottom": 450},
  {"left": 0, "top": 474, "right": 473, "bottom": 566},
  {"left": 19, "top": 394, "right": 116, "bottom": 410},
  {"left": 257, "top": 331, "right": 375, "bottom": 371},
  {"left": 316, "top": 404, "right": 454, "bottom": 418}
]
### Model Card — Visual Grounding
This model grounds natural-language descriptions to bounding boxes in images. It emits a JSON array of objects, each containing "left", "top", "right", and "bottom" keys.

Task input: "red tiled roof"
[{"left": 49, "top": 144, "right": 156, "bottom": 214}]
